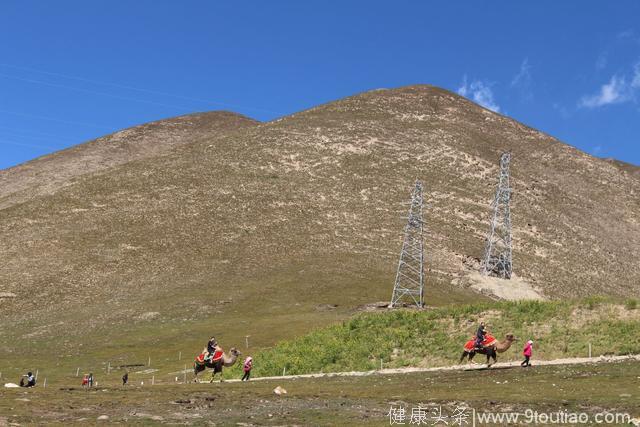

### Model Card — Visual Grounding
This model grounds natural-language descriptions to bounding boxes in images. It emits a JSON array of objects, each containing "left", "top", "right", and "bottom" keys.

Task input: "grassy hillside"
[{"left": 243, "top": 298, "right": 640, "bottom": 377}]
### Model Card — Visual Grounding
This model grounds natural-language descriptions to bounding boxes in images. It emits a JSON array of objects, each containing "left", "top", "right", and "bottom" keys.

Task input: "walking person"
[
  {"left": 241, "top": 356, "right": 253, "bottom": 381},
  {"left": 521, "top": 340, "right": 533, "bottom": 367},
  {"left": 88, "top": 372, "right": 94, "bottom": 387},
  {"left": 122, "top": 371, "right": 129, "bottom": 386}
]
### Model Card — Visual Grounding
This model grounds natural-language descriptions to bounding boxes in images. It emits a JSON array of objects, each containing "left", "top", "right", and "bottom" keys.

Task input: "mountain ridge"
[{"left": 0, "top": 111, "right": 258, "bottom": 209}]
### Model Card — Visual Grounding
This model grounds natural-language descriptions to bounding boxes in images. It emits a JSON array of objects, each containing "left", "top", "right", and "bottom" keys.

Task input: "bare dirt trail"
[{"left": 224, "top": 354, "right": 640, "bottom": 383}]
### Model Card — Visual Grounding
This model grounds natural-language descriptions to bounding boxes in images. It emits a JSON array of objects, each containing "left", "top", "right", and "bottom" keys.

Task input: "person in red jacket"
[
  {"left": 241, "top": 356, "right": 253, "bottom": 381},
  {"left": 521, "top": 340, "right": 533, "bottom": 367}
]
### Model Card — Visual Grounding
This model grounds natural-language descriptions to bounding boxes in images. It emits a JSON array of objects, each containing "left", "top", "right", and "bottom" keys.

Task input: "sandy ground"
[{"left": 466, "top": 272, "right": 545, "bottom": 300}]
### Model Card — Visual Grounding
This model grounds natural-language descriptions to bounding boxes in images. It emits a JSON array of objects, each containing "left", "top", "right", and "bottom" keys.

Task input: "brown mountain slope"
[
  {"left": 603, "top": 157, "right": 640, "bottom": 178},
  {"left": 0, "top": 85, "right": 639, "bottom": 366},
  {"left": 0, "top": 111, "right": 258, "bottom": 209}
]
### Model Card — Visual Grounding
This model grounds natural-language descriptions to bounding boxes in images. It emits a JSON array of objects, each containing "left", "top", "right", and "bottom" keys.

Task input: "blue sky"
[{"left": 1, "top": 1, "right": 639, "bottom": 169}]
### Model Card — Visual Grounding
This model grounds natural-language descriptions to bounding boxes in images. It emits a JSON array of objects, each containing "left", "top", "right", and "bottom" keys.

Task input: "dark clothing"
[
  {"left": 122, "top": 373, "right": 128, "bottom": 386},
  {"left": 521, "top": 356, "right": 531, "bottom": 367},
  {"left": 241, "top": 371, "right": 251, "bottom": 381},
  {"left": 475, "top": 325, "right": 486, "bottom": 348},
  {"left": 207, "top": 339, "right": 217, "bottom": 355},
  {"left": 20, "top": 375, "right": 36, "bottom": 387}
]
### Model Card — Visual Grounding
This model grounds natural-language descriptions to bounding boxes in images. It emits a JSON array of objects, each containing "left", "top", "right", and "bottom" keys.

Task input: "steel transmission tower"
[
  {"left": 390, "top": 180, "right": 425, "bottom": 308},
  {"left": 481, "top": 152, "right": 513, "bottom": 279}
]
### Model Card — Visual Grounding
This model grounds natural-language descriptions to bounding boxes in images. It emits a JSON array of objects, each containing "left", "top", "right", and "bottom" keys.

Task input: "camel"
[
  {"left": 459, "top": 333, "right": 517, "bottom": 367},
  {"left": 193, "top": 347, "right": 241, "bottom": 383}
]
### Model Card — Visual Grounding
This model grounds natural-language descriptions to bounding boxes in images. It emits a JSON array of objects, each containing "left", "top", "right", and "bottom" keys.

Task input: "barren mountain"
[
  {"left": 0, "top": 111, "right": 257, "bottom": 209},
  {"left": 1, "top": 85, "right": 638, "bottom": 364}
]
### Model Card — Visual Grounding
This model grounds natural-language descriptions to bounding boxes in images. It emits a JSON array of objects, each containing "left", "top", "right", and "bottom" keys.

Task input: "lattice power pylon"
[
  {"left": 481, "top": 152, "right": 513, "bottom": 279},
  {"left": 390, "top": 180, "right": 425, "bottom": 308}
]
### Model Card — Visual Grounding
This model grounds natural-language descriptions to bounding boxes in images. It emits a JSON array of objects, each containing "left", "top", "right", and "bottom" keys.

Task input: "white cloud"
[
  {"left": 579, "top": 75, "right": 631, "bottom": 108},
  {"left": 511, "top": 58, "right": 532, "bottom": 87},
  {"left": 617, "top": 29, "right": 635, "bottom": 39},
  {"left": 457, "top": 76, "right": 501, "bottom": 112},
  {"left": 510, "top": 58, "right": 533, "bottom": 101},
  {"left": 595, "top": 51, "right": 608, "bottom": 71},
  {"left": 552, "top": 103, "right": 571, "bottom": 119},
  {"left": 632, "top": 62, "right": 640, "bottom": 89}
]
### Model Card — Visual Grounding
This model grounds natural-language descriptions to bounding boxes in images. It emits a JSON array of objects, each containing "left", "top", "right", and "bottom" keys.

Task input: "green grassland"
[
  {"left": 1, "top": 294, "right": 639, "bottom": 425},
  {"left": 236, "top": 298, "right": 640, "bottom": 378},
  {"left": 0, "top": 256, "right": 480, "bottom": 387},
  {"left": 2, "top": 297, "right": 638, "bottom": 390}
]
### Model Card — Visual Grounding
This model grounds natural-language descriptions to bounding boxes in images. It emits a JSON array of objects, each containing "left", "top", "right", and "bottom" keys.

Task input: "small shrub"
[
  {"left": 582, "top": 295, "right": 607, "bottom": 310},
  {"left": 624, "top": 298, "right": 637, "bottom": 310}
]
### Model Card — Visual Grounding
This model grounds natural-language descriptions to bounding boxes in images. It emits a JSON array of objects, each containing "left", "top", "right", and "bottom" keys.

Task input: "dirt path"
[{"left": 225, "top": 354, "right": 640, "bottom": 383}]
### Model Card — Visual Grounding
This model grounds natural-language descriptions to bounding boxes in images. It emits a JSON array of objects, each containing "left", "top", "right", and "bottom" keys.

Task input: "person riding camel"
[
  {"left": 474, "top": 322, "right": 488, "bottom": 350},
  {"left": 204, "top": 336, "right": 219, "bottom": 362}
]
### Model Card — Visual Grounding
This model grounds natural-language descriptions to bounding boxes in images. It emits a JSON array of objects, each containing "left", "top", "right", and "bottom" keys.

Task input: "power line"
[
  {"left": 0, "top": 129, "right": 77, "bottom": 145},
  {"left": 0, "top": 63, "right": 284, "bottom": 115},
  {"left": 0, "top": 124, "right": 81, "bottom": 140},
  {"left": 0, "top": 139, "right": 57, "bottom": 151},
  {"left": 0, "top": 72, "right": 194, "bottom": 111},
  {"left": 0, "top": 134, "right": 74, "bottom": 146},
  {"left": 0, "top": 108, "right": 110, "bottom": 129}
]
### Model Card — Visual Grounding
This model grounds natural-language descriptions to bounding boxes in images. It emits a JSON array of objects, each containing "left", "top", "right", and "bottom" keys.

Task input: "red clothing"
[{"left": 523, "top": 343, "right": 533, "bottom": 357}]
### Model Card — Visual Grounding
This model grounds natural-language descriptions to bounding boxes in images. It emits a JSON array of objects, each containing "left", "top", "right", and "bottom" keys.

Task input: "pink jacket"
[
  {"left": 523, "top": 343, "right": 533, "bottom": 357},
  {"left": 243, "top": 357, "right": 253, "bottom": 372}
]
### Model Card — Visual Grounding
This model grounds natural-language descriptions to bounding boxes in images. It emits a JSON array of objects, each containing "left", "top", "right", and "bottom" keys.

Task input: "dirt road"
[{"left": 222, "top": 353, "right": 640, "bottom": 383}]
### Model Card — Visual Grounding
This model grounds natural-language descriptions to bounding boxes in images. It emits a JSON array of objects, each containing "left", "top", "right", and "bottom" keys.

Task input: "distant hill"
[
  {"left": 0, "top": 111, "right": 257, "bottom": 209},
  {"left": 1, "top": 85, "right": 638, "bottom": 372}
]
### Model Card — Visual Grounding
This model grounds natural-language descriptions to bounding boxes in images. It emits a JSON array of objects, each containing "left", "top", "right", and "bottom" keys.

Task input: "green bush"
[
  {"left": 245, "top": 298, "right": 638, "bottom": 377},
  {"left": 625, "top": 298, "right": 637, "bottom": 310},
  {"left": 582, "top": 295, "right": 608, "bottom": 310}
]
